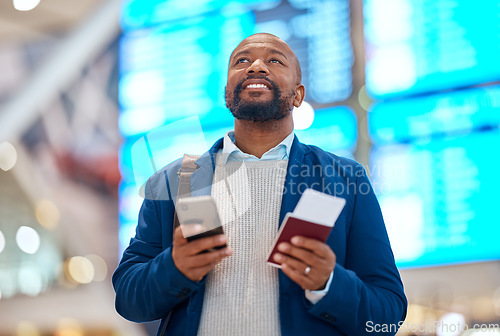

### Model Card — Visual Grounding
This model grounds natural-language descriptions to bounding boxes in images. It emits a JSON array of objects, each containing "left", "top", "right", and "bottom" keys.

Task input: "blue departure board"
[
  {"left": 369, "top": 85, "right": 500, "bottom": 267},
  {"left": 370, "top": 129, "right": 500, "bottom": 268},
  {"left": 120, "top": 0, "right": 279, "bottom": 31},
  {"left": 369, "top": 85, "right": 500, "bottom": 145},
  {"left": 364, "top": 1, "right": 500, "bottom": 268},
  {"left": 295, "top": 106, "right": 357, "bottom": 157},
  {"left": 364, "top": 0, "right": 500, "bottom": 98}
]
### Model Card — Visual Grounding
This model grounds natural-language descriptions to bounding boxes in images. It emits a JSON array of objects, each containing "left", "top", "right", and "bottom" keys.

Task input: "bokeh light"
[
  {"left": 0, "top": 141, "right": 18, "bottom": 171},
  {"left": 292, "top": 101, "right": 315, "bottom": 130},
  {"left": 18, "top": 266, "right": 44, "bottom": 297},
  {"left": 15, "top": 226, "right": 40, "bottom": 255},
  {"left": 15, "top": 321, "right": 40, "bottom": 336},
  {"left": 35, "top": 199, "right": 60, "bottom": 230},
  {"left": 0, "top": 230, "right": 5, "bottom": 254},
  {"left": 66, "top": 256, "right": 95, "bottom": 284},
  {"left": 13, "top": 0, "right": 41, "bottom": 11},
  {"left": 55, "top": 318, "right": 84, "bottom": 336},
  {"left": 85, "top": 254, "right": 108, "bottom": 282},
  {"left": 436, "top": 312, "right": 466, "bottom": 336}
]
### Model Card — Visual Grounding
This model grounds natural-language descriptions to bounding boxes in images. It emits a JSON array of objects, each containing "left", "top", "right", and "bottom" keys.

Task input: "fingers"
[
  {"left": 276, "top": 236, "right": 335, "bottom": 268},
  {"left": 275, "top": 250, "right": 331, "bottom": 290},
  {"left": 174, "top": 227, "right": 227, "bottom": 255},
  {"left": 173, "top": 226, "right": 188, "bottom": 245},
  {"left": 187, "top": 234, "right": 228, "bottom": 255},
  {"left": 276, "top": 238, "right": 330, "bottom": 270},
  {"left": 273, "top": 251, "right": 317, "bottom": 289},
  {"left": 275, "top": 237, "right": 336, "bottom": 291},
  {"left": 184, "top": 246, "right": 232, "bottom": 269},
  {"left": 277, "top": 242, "right": 318, "bottom": 265},
  {"left": 289, "top": 236, "right": 331, "bottom": 258},
  {"left": 172, "top": 226, "right": 233, "bottom": 282},
  {"left": 188, "top": 248, "right": 232, "bottom": 281},
  {"left": 273, "top": 252, "right": 309, "bottom": 271},
  {"left": 280, "top": 262, "right": 316, "bottom": 290}
]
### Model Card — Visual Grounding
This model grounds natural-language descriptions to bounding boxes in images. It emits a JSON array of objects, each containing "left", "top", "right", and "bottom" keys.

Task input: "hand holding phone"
[
  {"left": 172, "top": 196, "right": 232, "bottom": 281},
  {"left": 171, "top": 226, "right": 232, "bottom": 282},
  {"left": 176, "top": 196, "right": 227, "bottom": 251}
]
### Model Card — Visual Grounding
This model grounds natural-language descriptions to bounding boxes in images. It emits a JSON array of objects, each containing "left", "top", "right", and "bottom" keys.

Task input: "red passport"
[
  {"left": 267, "top": 213, "right": 334, "bottom": 267},
  {"left": 266, "top": 189, "right": 346, "bottom": 268}
]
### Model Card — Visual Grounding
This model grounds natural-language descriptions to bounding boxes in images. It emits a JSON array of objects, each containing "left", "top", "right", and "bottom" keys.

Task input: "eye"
[
  {"left": 269, "top": 59, "right": 283, "bottom": 65},
  {"left": 236, "top": 58, "right": 249, "bottom": 64}
]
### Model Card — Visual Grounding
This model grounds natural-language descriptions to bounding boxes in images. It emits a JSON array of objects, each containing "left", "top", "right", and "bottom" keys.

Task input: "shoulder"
[
  {"left": 143, "top": 137, "right": 223, "bottom": 201},
  {"left": 143, "top": 157, "right": 183, "bottom": 201}
]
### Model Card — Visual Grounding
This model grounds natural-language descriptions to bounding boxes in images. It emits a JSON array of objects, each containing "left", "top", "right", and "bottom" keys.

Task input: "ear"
[{"left": 293, "top": 84, "right": 305, "bottom": 107}]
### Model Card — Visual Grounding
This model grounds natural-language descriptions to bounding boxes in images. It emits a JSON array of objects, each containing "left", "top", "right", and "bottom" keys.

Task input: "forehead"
[{"left": 230, "top": 37, "right": 294, "bottom": 59}]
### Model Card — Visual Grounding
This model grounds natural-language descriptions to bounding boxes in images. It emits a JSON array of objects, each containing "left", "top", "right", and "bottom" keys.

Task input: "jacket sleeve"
[
  {"left": 112, "top": 178, "right": 203, "bottom": 322},
  {"left": 307, "top": 166, "right": 407, "bottom": 335}
]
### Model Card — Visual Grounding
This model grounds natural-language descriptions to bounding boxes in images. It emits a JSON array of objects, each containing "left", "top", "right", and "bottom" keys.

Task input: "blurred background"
[{"left": 0, "top": 0, "right": 499, "bottom": 335}]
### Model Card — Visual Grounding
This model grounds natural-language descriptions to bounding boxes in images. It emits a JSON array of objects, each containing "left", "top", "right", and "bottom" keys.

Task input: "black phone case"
[{"left": 186, "top": 226, "right": 227, "bottom": 252}]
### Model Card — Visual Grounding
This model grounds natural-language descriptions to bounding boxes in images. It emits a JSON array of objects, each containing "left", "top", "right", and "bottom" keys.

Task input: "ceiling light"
[{"left": 13, "top": 0, "right": 41, "bottom": 11}]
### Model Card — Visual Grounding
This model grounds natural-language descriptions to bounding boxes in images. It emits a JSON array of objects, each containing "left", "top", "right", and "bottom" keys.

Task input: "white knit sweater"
[{"left": 197, "top": 155, "right": 288, "bottom": 336}]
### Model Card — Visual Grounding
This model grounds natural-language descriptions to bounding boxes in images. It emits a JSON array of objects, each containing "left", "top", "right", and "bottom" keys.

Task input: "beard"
[{"left": 225, "top": 76, "right": 295, "bottom": 122}]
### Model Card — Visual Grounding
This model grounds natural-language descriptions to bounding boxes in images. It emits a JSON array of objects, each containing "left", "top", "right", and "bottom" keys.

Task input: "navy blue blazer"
[{"left": 113, "top": 136, "right": 407, "bottom": 335}]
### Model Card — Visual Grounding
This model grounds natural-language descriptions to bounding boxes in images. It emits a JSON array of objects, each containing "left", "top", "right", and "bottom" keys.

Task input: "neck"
[{"left": 233, "top": 114, "right": 293, "bottom": 158}]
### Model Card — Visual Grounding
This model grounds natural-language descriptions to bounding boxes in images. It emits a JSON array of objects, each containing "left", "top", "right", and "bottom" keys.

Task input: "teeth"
[{"left": 246, "top": 83, "right": 268, "bottom": 89}]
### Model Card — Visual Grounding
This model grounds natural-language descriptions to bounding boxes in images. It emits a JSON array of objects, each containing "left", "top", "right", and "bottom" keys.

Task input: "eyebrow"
[
  {"left": 232, "top": 49, "right": 289, "bottom": 61},
  {"left": 270, "top": 49, "right": 288, "bottom": 59}
]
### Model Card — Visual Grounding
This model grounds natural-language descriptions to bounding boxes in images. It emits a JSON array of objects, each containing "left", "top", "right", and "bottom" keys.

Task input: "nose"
[{"left": 246, "top": 59, "right": 269, "bottom": 76}]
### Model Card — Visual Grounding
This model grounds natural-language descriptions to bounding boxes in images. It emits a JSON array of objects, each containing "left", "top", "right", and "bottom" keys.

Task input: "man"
[{"left": 113, "top": 33, "right": 407, "bottom": 335}]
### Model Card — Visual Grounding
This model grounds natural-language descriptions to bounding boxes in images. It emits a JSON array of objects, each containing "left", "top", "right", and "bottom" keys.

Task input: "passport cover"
[{"left": 266, "top": 213, "right": 334, "bottom": 268}]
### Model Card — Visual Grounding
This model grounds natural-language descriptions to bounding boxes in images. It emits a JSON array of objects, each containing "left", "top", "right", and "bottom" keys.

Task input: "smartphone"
[{"left": 176, "top": 196, "right": 226, "bottom": 251}]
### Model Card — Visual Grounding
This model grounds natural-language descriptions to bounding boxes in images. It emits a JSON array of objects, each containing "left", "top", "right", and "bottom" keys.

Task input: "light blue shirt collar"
[{"left": 222, "top": 131, "right": 294, "bottom": 164}]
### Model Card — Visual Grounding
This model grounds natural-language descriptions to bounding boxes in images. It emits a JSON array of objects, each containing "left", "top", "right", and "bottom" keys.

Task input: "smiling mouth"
[{"left": 244, "top": 83, "right": 271, "bottom": 90}]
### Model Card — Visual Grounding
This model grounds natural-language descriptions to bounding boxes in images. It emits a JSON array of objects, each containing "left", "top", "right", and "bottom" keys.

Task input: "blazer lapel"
[
  {"left": 278, "top": 136, "right": 311, "bottom": 292},
  {"left": 278, "top": 136, "right": 311, "bottom": 225}
]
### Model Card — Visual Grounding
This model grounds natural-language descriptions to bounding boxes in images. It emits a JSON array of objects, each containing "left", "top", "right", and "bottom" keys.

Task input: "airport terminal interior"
[{"left": 0, "top": 0, "right": 499, "bottom": 335}]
